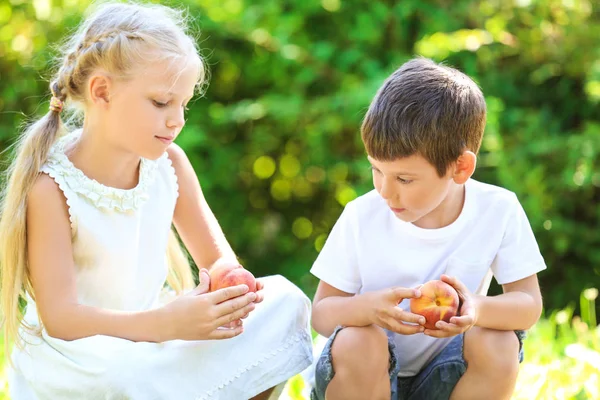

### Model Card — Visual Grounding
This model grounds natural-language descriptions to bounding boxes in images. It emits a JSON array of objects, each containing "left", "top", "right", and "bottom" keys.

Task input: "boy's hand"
[
  {"left": 423, "top": 274, "right": 479, "bottom": 338},
  {"left": 368, "top": 287, "right": 426, "bottom": 335}
]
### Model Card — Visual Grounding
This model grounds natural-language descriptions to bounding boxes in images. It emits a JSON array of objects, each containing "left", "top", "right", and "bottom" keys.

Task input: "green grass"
[{"left": 1, "top": 289, "right": 598, "bottom": 400}]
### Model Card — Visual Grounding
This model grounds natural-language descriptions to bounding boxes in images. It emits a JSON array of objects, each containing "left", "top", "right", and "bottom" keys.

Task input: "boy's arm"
[
  {"left": 426, "top": 273, "right": 543, "bottom": 337},
  {"left": 312, "top": 282, "right": 369, "bottom": 337},
  {"left": 312, "top": 281, "right": 425, "bottom": 337},
  {"left": 473, "top": 273, "right": 543, "bottom": 331},
  {"left": 470, "top": 194, "right": 545, "bottom": 331}
]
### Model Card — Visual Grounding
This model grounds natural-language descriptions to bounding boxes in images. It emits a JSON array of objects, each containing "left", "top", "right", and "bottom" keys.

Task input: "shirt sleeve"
[
  {"left": 491, "top": 194, "right": 547, "bottom": 285},
  {"left": 310, "top": 201, "right": 362, "bottom": 294}
]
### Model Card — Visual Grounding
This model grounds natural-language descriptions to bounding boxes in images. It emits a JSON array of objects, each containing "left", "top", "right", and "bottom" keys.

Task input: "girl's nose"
[{"left": 167, "top": 107, "right": 186, "bottom": 129}]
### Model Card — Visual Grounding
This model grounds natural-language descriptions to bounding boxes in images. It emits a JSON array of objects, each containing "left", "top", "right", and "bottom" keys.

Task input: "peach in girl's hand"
[{"left": 209, "top": 262, "right": 257, "bottom": 293}]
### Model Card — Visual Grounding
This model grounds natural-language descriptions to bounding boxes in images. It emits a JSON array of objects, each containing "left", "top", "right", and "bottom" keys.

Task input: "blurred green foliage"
[{"left": 1, "top": 0, "right": 599, "bottom": 314}]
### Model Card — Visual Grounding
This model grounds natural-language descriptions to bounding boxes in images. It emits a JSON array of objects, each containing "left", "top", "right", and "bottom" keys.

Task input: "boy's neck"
[{"left": 412, "top": 183, "right": 466, "bottom": 230}]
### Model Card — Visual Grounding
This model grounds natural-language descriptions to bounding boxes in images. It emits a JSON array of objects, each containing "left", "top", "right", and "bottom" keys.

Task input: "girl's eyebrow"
[
  {"left": 151, "top": 90, "right": 195, "bottom": 102},
  {"left": 166, "top": 91, "right": 195, "bottom": 98}
]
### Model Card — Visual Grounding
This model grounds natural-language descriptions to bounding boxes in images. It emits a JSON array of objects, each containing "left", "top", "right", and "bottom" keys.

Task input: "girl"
[{"left": 0, "top": 2, "right": 313, "bottom": 399}]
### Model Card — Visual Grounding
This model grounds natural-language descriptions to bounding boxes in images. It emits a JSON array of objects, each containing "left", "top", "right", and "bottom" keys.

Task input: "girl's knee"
[
  {"left": 330, "top": 325, "right": 389, "bottom": 370},
  {"left": 260, "top": 275, "right": 311, "bottom": 319},
  {"left": 267, "top": 275, "right": 309, "bottom": 302},
  {"left": 464, "top": 328, "right": 519, "bottom": 377}
]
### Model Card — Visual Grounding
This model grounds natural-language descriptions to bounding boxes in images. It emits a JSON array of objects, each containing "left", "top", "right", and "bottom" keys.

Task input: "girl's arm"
[
  {"left": 27, "top": 174, "right": 167, "bottom": 341},
  {"left": 167, "top": 143, "right": 237, "bottom": 270},
  {"left": 26, "top": 174, "right": 254, "bottom": 342}
]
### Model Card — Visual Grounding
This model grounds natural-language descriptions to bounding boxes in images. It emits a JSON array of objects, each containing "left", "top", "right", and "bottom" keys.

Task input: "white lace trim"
[
  {"left": 163, "top": 152, "right": 179, "bottom": 200},
  {"left": 40, "top": 131, "right": 165, "bottom": 212},
  {"left": 196, "top": 330, "right": 312, "bottom": 400}
]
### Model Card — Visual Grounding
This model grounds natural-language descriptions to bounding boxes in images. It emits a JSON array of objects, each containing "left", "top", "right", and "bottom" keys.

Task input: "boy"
[{"left": 310, "top": 58, "right": 545, "bottom": 400}]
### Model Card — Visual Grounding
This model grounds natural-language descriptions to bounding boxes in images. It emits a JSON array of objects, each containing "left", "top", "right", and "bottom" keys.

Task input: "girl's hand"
[
  {"left": 229, "top": 277, "right": 265, "bottom": 324},
  {"left": 159, "top": 269, "right": 257, "bottom": 341},
  {"left": 366, "top": 287, "right": 426, "bottom": 335},
  {"left": 254, "top": 279, "right": 265, "bottom": 303},
  {"left": 423, "top": 274, "right": 479, "bottom": 338}
]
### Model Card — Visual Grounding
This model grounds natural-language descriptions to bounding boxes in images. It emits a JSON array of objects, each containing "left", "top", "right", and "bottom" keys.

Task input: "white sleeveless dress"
[{"left": 8, "top": 131, "right": 313, "bottom": 400}]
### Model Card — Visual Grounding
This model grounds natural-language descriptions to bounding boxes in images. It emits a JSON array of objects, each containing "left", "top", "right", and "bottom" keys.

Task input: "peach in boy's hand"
[
  {"left": 421, "top": 275, "right": 479, "bottom": 338},
  {"left": 410, "top": 279, "right": 459, "bottom": 330},
  {"left": 209, "top": 262, "right": 257, "bottom": 293}
]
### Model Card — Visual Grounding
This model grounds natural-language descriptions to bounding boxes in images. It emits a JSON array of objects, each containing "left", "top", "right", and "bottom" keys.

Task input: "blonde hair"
[{"left": 0, "top": 1, "right": 202, "bottom": 357}]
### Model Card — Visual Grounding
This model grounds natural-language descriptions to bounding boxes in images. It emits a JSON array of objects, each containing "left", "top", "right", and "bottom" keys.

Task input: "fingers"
[
  {"left": 252, "top": 280, "right": 264, "bottom": 303},
  {"left": 377, "top": 308, "right": 425, "bottom": 335},
  {"left": 220, "top": 319, "right": 242, "bottom": 329},
  {"left": 214, "top": 301, "right": 256, "bottom": 327},
  {"left": 424, "top": 320, "right": 469, "bottom": 338},
  {"left": 214, "top": 291, "right": 256, "bottom": 317},
  {"left": 448, "top": 315, "right": 474, "bottom": 327},
  {"left": 381, "top": 319, "right": 424, "bottom": 335},
  {"left": 440, "top": 275, "right": 468, "bottom": 295},
  {"left": 388, "top": 308, "right": 426, "bottom": 326},
  {"left": 256, "top": 280, "right": 265, "bottom": 291},
  {"left": 208, "top": 284, "right": 250, "bottom": 304},
  {"left": 458, "top": 299, "right": 476, "bottom": 317},
  {"left": 423, "top": 328, "right": 457, "bottom": 338},
  {"left": 191, "top": 269, "right": 211, "bottom": 295},
  {"left": 389, "top": 287, "right": 421, "bottom": 303},
  {"left": 207, "top": 325, "right": 244, "bottom": 340},
  {"left": 253, "top": 290, "right": 264, "bottom": 304}
]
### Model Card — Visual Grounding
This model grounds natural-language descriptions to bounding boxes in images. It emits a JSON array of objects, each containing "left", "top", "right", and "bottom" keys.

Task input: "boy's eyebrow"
[{"left": 368, "top": 161, "right": 418, "bottom": 176}]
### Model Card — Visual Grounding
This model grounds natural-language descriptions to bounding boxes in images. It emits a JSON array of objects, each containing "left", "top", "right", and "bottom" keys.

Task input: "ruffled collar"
[{"left": 43, "top": 130, "right": 161, "bottom": 212}]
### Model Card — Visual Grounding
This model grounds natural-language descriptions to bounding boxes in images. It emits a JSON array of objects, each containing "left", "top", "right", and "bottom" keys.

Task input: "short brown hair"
[{"left": 361, "top": 58, "right": 486, "bottom": 177}]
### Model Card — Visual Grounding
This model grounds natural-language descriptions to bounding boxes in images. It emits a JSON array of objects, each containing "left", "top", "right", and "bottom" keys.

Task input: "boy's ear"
[
  {"left": 452, "top": 151, "right": 476, "bottom": 184},
  {"left": 88, "top": 73, "right": 112, "bottom": 107}
]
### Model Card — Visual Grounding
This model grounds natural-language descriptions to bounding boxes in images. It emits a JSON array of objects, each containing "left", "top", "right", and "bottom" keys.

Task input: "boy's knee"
[
  {"left": 330, "top": 325, "right": 390, "bottom": 370},
  {"left": 464, "top": 327, "right": 519, "bottom": 378}
]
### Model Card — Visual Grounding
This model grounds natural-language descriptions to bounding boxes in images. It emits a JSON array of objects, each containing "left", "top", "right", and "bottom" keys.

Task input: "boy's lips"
[{"left": 390, "top": 207, "right": 406, "bottom": 213}]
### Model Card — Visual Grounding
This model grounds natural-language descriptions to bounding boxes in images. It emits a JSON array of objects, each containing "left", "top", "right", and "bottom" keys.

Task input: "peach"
[
  {"left": 410, "top": 280, "right": 459, "bottom": 330},
  {"left": 209, "top": 262, "right": 257, "bottom": 293}
]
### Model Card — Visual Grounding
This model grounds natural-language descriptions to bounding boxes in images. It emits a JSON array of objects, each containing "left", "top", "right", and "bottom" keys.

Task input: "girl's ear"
[
  {"left": 88, "top": 73, "right": 112, "bottom": 107},
  {"left": 452, "top": 151, "right": 476, "bottom": 184}
]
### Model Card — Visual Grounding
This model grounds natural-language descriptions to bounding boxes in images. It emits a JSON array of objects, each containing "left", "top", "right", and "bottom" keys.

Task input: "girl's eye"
[{"left": 153, "top": 100, "right": 168, "bottom": 107}]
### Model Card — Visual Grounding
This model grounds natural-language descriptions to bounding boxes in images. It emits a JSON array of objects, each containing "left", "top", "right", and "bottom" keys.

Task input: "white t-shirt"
[{"left": 310, "top": 178, "right": 546, "bottom": 377}]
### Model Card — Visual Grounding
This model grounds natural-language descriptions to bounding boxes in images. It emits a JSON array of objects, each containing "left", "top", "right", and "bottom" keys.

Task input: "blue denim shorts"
[{"left": 311, "top": 326, "right": 525, "bottom": 400}]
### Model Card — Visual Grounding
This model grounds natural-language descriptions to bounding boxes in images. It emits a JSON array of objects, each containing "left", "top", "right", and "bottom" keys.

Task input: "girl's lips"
[
  {"left": 156, "top": 136, "right": 174, "bottom": 144},
  {"left": 390, "top": 207, "right": 406, "bottom": 213}
]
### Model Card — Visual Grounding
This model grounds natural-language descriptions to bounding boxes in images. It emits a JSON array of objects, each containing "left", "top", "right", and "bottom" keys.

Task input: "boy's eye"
[
  {"left": 397, "top": 177, "right": 413, "bottom": 184},
  {"left": 370, "top": 166, "right": 381, "bottom": 174}
]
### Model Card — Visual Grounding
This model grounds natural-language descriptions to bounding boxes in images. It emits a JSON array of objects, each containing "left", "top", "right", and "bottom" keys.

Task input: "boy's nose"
[{"left": 379, "top": 179, "right": 395, "bottom": 200}]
